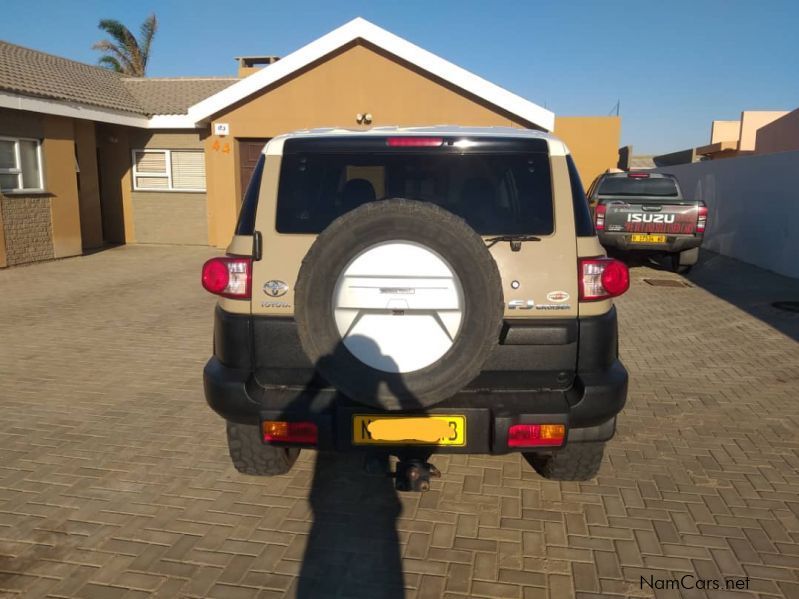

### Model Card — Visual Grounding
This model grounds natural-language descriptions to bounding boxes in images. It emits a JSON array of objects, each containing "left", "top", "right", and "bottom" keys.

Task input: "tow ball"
[
  {"left": 364, "top": 454, "right": 441, "bottom": 492},
  {"left": 394, "top": 459, "right": 441, "bottom": 492}
]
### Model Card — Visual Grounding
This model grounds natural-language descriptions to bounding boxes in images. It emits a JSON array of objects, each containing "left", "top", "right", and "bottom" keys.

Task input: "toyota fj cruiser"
[{"left": 202, "top": 127, "right": 629, "bottom": 491}]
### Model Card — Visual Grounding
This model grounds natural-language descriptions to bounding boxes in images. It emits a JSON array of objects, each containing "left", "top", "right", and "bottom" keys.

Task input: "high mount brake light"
[
  {"left": 594, "top": 204, "right": 607, "bottom": 231},
  {"left": 579, "top": 257, "right": 630, "bottom": 301},
  {"left": 201, "top": 256, "right": 252, "bottom": 299},
  {"left": 386, "top": 137, "right": 444, "bottom": 147},
  {"left": 628, "top": 172, "right": 650, "bottom": 179},
  {"left": 696, "top": 206, "right": 708, "bottom": 233}
]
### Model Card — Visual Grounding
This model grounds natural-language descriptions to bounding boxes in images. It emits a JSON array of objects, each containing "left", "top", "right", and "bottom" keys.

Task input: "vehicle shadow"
[
  {"left": 284, "top": 336, "right": 427, "bottom": 599},
  {"left": 684, "top": 250, "right": 799, "bottom": 342}
]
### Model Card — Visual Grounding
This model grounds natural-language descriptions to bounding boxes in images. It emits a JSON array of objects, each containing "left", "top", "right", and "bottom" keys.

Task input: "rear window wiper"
[{"left": 485, "top": 235, "right": 541, "bottom": 251}]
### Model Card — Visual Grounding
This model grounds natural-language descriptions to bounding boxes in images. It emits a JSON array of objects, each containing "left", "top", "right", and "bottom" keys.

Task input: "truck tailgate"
[{"left": 604, "top": 202, "right": 698, "bottom": 235}]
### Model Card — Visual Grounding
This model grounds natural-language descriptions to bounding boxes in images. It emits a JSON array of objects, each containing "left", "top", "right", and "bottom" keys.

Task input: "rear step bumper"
[
  {"left": 203, "top": 357, "right": 627, "bottom": 454},
  {"left": 598, "top": 232, "right": 703, "bottom": 252}
]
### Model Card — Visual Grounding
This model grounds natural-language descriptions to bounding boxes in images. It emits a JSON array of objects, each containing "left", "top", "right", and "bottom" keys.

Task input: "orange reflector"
[
  {"left": 507, "top": 424, "right": 566, "bottom": 447},
  {"left": 262, "top": 420, "right": 318, "bottom": 444}
]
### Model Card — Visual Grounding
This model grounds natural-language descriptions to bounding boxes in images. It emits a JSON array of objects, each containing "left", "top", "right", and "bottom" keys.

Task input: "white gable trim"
[{"left": 187, "top": 18, "right": 555, "bottom": 131}]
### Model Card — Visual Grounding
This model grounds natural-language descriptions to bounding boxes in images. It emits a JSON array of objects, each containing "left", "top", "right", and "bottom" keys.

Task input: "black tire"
[
  {"left": 525, "top": 442, "right": 605, "bottom": 481},
  {"left": 670, "top": 247, "right": 699, "bottom": 274},
  {"left": 294, "top": 199, "right": 504, "bottom": 410},
  {"left": 226, "top": 422, "right": 300, "bottom": 476}
]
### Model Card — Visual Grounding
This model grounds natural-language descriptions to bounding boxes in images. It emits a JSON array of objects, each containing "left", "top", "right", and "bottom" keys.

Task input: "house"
[
  {"left": 696, "top": 110, "right": 789, "bottom": 160},
  {"left": 0, "top": 18, "right": 621, "bottom": 267}
]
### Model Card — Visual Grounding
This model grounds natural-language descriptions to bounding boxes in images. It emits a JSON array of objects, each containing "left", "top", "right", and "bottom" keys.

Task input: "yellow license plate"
[
  {"left": 352, "top": 415, "right": 466, "bottom": 446},
  {"left": 630, "top": 234, "right": 666, "bottom": 243}
]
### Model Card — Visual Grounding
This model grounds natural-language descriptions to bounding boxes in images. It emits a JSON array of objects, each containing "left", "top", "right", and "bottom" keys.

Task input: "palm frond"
[
  {"left": 94, "top": 15, "right": 156, "bottom": 76},
  {"left": 139, "top": 13, "right": 157, "bottom": 70},
  {"left": 97, "top": 55, "right": 124, "bottom": 72}
]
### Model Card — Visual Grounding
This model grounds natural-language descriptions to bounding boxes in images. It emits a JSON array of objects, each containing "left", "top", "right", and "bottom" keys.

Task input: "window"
[
  {"left": 275, "top": 138, "right": 553, "bottom": 235},
  {"left": 566, "top": 155, "right": 594, "bottom": 237},
  {"left": 132, "top": 149, "right": 206, "bottom": 192},
  {"left": 597, "top": 175, "right": 679, "bottom": 198},
  {"left": 0, "top": 137, "right": 43, "bottom": 192},
  {"left": 235, "top": 154, "right": 265, "bottom": 235}
]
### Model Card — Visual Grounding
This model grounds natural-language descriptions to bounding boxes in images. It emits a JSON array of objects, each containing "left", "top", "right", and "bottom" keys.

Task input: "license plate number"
[
  {"left": 352, "top": 415, "right": 466, "bottom": 446},
  {"left": 630, "top": 234, "right": 666, "bottom": 243}
]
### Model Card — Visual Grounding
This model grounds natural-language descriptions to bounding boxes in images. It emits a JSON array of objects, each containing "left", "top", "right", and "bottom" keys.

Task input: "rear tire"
[
  {"left": 226, "top": 422, "right": 300, "bottom": 476},
  {"left": 525, "top": 442, "right": 605, "bottom": 481},
  {"left": 670, "top": 248, "right": 699, "bottom": 274}
]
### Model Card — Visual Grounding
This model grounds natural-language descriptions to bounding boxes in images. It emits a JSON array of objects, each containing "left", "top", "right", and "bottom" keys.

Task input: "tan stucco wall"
[
  {"left": 710, "top": 120, "right": 740, "bottom": 144},
  {"left": 553, "top": 116, "right": 621, "bottom": 188},
  {"left": 74, "top": 119, "right": 103, "bottom": 249},
  {"left": 755, "top": 108, "right": 799, "bottom": 155},
  {"left": 0, "top": 109, "right": 84, "bottom": 264},
  {"left": 128, "top": 130, "right": 208, "bottom": 245},
  {"left": 204, "top": 42, "right": 535, "bottom": 246},
  {"left": 739, "top": 110, "right": 789, "bottom": 152}
]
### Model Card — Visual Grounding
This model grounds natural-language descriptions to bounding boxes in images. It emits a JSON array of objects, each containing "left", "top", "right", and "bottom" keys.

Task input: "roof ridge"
[{"left": 122, "top": 76, "right": 239, "bottom": 82}]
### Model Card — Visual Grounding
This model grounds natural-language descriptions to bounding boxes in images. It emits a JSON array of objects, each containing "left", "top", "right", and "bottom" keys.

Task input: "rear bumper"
[
  {"left": 598, "top": 232, "right": 703, "bottom": 253},
  {"left": 203, "top": 357, "right": 627, "bottom": 454}
]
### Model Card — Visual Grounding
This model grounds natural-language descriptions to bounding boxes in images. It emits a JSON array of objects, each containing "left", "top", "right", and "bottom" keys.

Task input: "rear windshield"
[
  {"left": 597, "top": 175, "right": 679, "bottom": 197},
  {"left": 275, "top": 137, "right": 553, "bottom": 235}
]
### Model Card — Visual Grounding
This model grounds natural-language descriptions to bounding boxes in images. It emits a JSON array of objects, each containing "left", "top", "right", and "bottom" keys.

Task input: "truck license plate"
[
  {"left": 352, "top": 415, "right": 466, "bottom": 446},
  {"left": 630, "top": 234, "right": 666, "bottom": 243}
]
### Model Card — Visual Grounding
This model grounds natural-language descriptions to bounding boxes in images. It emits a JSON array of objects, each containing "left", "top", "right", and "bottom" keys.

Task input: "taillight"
[
  {"left": 579, "top": 257, "right": 630, "bottom": 301},
  {"left": 201, "top": 256, "right": 252, "bottom": 299},
  {"left": 386, "top": 137, "right": 443, "bottom": 147},
  {"left": 263, "top": 421, "right": 318, "bottom": 444},
  {"left": 594, "top": 204, "right": 607, "bottom": 231},
  {"left": 627, "top": 172, "right": 650, "bottom": 179},
  {"left": 508, "top": 424, "right": 566, "bottom": 448},
  {"left": 696, "top": 206, "right": 708, "bottom": 233}
]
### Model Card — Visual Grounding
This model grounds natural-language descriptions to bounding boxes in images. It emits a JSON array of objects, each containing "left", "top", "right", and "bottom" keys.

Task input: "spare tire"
[{"left": 294, "top": 199, "right": 504, "bottom": 410}]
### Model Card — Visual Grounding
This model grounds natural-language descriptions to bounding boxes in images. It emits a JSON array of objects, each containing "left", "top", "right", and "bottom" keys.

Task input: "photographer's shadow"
[{"left": 289, "top": 336, "right": 426, "bottom": 599}]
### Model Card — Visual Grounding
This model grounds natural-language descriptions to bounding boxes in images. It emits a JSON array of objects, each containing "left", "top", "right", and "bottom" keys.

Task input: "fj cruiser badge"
[
  {"left": 508, "top": 299, "right": 535, "bottom": 310},
  {"left": 263, "top": 280, "right": 289, "bottom": 297}
]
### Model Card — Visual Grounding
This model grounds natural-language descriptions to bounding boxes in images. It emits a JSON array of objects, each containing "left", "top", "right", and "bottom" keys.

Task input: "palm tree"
[{"left": 93, "top": 14, "right": 157, "bottom": 76}]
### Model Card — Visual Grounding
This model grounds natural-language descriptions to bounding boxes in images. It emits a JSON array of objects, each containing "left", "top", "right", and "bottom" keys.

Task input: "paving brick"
[{"left": 0, "top": 247, "right": 797, "bottom": 599}]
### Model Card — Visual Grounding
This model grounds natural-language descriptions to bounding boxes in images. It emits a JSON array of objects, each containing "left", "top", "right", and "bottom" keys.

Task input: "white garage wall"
[{"left": 655, "top": 150, "right": 799, "bottom": 278}]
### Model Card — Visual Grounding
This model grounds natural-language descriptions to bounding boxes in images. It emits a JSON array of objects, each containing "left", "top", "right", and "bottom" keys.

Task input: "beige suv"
[{"left": 202, "top": 127, "right": 629, "bottom": 491}]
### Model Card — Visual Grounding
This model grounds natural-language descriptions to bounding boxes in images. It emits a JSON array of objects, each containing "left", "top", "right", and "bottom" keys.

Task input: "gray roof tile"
[{"left": 0, "top": 40, "right": 237, "bottom": 117}]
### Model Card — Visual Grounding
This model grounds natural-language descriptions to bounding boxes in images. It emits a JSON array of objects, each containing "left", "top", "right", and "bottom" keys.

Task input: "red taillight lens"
[
  {"left": 201, "top": 257, "right": 252, "bottom": 299},
  {"left": 594, "top": 204, "right": 607, "bottom": 231},
  {"left": 696, "top": 206, "right": 708, "bottom": 233},
  {"left": 386, "top": 137, "right": 443, "bottom": 147},
  {"left": 627, "top": 172, "right": 650, "bottom": 179},
  {"left": 508, "top": 424, "right": 566, "bottom": 447},
  {"left": 579, "top": 258, "right": 630, "bottom": 301},
  {"left": 262, "top": 421, "right": 318, "bottom": 444}
]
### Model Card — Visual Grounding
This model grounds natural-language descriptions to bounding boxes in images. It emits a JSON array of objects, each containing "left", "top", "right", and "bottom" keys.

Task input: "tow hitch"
[
  {"left": 364, "top": 454, "right": 441, "bottom": 492},
  {"left": 394, "top": 459, "right": 441, "bottom": 492}
]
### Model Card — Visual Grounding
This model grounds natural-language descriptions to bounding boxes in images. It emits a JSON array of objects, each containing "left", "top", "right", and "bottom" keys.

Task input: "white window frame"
[
  {"left": 131, "top": 148, "right": 206, "bottom": 192},
  {"left": 0, "top": 136, "right": 45, "bottom": 193}
]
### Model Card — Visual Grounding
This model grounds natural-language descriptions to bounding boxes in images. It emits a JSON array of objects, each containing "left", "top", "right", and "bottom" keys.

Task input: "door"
[{"left": 238, "top": 139, "right": 270, "bottom": 208}]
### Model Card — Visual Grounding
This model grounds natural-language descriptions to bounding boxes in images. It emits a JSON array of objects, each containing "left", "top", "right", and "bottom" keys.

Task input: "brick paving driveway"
[{"left": 1, "top": 245, "right": 798, "bottom": 599}]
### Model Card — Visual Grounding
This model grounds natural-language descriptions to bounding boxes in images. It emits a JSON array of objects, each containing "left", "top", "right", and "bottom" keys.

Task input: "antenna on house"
[{"left": 608, "top": 100, "right": 620, "bottom": 117}]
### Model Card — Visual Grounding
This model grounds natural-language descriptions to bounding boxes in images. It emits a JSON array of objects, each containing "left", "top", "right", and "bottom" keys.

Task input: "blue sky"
[{"left": 2, "top": 0, "right": 797, "bottom": 154}]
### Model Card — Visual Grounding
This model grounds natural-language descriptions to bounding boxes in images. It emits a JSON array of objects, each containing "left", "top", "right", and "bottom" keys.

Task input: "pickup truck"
[{"left": 587, "top": 171, "right": 707, "bottom": 273}]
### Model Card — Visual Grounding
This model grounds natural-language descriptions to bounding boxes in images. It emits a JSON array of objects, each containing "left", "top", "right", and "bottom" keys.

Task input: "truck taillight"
[
  {"left": 579, "top": 257, "right": 629, "bottom": 301},
  {"left": 696, "top": 206, "right": 708, "bottom": 233},
  {"left": 594, "top": 204, "right": 606, "bottom": 231},
  {"left": 201, "top": 256, "right": 252, "bottom": 299}
]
